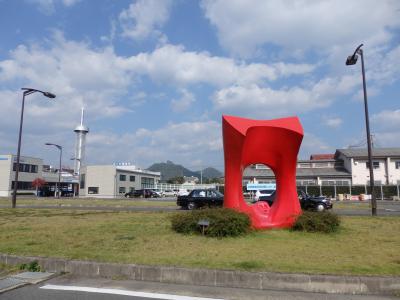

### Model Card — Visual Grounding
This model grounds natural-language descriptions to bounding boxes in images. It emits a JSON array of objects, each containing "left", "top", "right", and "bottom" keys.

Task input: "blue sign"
[
  {"left": 246, "top": 183, "right": 276, "bottom": 191},
  {"left": 0, "top": 157, "right": 8, "bottom": 160}
]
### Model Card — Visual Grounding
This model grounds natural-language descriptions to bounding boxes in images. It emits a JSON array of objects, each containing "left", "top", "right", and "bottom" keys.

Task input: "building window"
[
  {"left": 130, "top": 175, "right": 135, "bottom": 182},
  {"left": 129, "top": 187, "right": 135, "bottom": 193},
  {"left": 23, "top": 164, "right": 30, "bottom": 172},
  {"left": 11, "top": 181, "right": 34, "bottom": 190},
  {"left": 255, "top": 164, "right": 268, "bottom": 169},
  {"left": 321, "top": 180, "right": 335, "bottom": 186},
  {"left": 80, "top": 174, "right": 85, "bottom": 189},
  {"left": 366, "top": 161, "right": 380, "bottom": 169},
  {"left": 141, "top": 177, "right": 155, "bottom": 186},
  {"left": 119, "top": 187, "right": 126, "bottom": 194},
  {"left": 12, "top": 163, "right": 38, "bottom": 173},
  {"left": 395, "top": 161, "right": 400, "bottom": 169},
  {"left": 31, "top": 165, "right": 38, "bottom": 173},
  {"left": 88, "top": 187, "right": 99, "bottom": 194},
  {"left": 298, "top": 163, "right": 311, "bottom": 168},
  {"left": 119, "top": 174, "right": 126, "bottom": 181}
]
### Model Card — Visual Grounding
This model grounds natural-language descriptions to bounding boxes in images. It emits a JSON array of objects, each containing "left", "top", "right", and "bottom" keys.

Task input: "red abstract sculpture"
[{"left": 222, "top": 115, "right": 304, "bottom": 229}]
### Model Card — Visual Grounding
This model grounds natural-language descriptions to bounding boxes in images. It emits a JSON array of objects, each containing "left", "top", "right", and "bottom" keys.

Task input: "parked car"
[
  {"left": 177, "top": 189, "right": 190, "bottom": 196},
  {"left": 258, "top": 191, "right": 276, "bottom": 206},
  {"left": 298, "top": 190, "right": 333, "bottom": 211},
  {"left": 177, "top": 188, "right": 224, "bottom": 210},
  {"left": 162, "top": 189, "right": 176, "bottom": 197},
  {"left": 150, "top": 189, "right": 163, "bottom": 197},
  {"left": 125, "top": 189, "right": 160, "bottom": 198},
  {"left": 258, "top": 190, "right": 333, "bottom": 212},
  {"left": 254, "top": 189, "right": 275, "bottom": 201}
]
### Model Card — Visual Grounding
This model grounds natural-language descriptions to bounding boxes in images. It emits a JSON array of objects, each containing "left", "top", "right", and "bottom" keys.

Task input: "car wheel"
[
  {"left": 187, "top": 202, "right": 196, "bottom": 210},
  {"left": 316, "top": 203, "right": 325, "bottom": 212}
]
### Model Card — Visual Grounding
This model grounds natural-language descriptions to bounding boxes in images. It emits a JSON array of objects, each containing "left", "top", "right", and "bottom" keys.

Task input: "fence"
[
  {"left": 297, "top": 184, "right": 400, "bottom": 200},
  {"left": 141, "top": 183, "right": 217, "bottom": 191},
  {"left": 139, "top": 183, "right": 400, "bottom": 200}
]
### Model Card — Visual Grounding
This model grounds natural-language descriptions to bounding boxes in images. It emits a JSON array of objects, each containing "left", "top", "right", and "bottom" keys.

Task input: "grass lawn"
[
  {"left": 0, "top": 208, "right": 399, "bottom": 276},
  {"left": 0, "top": 197, "right": 176, "bottom": 208},
  {"left": 333, "top": 201, "right": 371, "bottom": 210},
  {"left": 0, "top": 263, "right": 19, "bottom": 277}
]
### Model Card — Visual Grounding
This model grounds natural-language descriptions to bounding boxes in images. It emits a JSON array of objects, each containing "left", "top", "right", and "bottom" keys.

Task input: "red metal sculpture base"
[{"left": 222, "top": 115, "right": 304, "bottom": 229}]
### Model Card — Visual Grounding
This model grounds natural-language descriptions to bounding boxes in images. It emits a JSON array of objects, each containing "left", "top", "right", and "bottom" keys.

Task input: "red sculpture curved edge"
[{"left": 222, "top": 115, "right": 304, "bottom": 229}]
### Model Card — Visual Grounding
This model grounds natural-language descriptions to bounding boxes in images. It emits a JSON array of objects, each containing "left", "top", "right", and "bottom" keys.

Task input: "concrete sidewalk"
[{"left": 1, "top": 254, "right": 399, "bottom": 296}]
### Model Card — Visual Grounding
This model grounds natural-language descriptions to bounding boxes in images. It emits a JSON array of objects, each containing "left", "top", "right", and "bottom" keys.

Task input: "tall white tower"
[{"left": 73, "top": 108, "right": 89, "bottom": 175}]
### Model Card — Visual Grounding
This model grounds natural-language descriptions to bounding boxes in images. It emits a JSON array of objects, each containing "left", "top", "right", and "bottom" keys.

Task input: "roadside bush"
[
  {"left": 171, "top": 208, "right": 251, "bottom": 237},
  {"left": 19, "top": 260, "right": 41, "bottom": 272},
  {"left": 292, "top": 211, "right": 340, "bottom": 233}
]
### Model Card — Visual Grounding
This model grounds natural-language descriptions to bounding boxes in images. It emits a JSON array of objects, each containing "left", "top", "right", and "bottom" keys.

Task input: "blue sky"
[{"left": 0, "top": 0, "right": 399, "bottom": 172}]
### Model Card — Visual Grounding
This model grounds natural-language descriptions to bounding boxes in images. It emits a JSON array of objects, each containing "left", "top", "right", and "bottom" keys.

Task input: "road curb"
[{"left": 1, "top": 254, "right": 399, "bottom": 295}]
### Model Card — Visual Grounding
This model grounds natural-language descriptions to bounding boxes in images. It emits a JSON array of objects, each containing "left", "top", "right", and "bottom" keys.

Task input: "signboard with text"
[{"left": 246, "top": 183, "right": 276, "bottom": 191}]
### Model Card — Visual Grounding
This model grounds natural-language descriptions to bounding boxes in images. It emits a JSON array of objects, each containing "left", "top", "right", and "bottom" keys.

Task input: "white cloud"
[
  {"left": 171, "top": 89, "right": 195, "bottom": 112},
  {"left": 0, "top": 32, "right": 138, "bottom": 139},
  {"left": 374, "top": 131, "right": 400, "bottom": 148},
  {"left": 201, "top": 0, "right": 400, "bottom": 57},
  {"left": 27, "top": 0, "right": 81, "bottom": 14},
  {"left": 211, "top": 80, "right": 338, "bottom": 118},
  {"left": 299, "top": 133, "right": 333, "bottom": 159},
  {"left": 119, "top": 0, "right": 172, "bottom": 40},
  {"left": 372, "top": 110, "right": 400, "bottom": 129},
  {"left": 323, "top": 117, "right": 343, "bottom": 128},
  {"left": 126, "top": 44, "right": 315, "bottom": 86},
  {"left": 85, "top": 120, "right": 223, "bottom": 167}
]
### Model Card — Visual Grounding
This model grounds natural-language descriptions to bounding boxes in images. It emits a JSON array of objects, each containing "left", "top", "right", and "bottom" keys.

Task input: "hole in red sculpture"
[{"left": 243, "top": 163, "right": 276, "bottom": 206}]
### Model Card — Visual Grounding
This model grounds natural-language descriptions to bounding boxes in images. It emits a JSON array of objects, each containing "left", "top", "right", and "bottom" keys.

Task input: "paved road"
[
  {"left": 0, "top": 198, "right": 400, "bottom": 216},
  {"left": 1, "top": 201, "right": 400, "bottom": 216},
  {"left": 1, "top": 275, "right": 398, "bottom": 300}
]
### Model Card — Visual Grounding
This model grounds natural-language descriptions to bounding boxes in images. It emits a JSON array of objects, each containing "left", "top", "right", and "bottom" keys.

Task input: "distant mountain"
[
  {"left": 147, "top": 161, "right": 198, "bottom": 182},
  {"left": 147, "top": 161, "right": 223, "bottom": 182},
  {"left": 195, "top": 167, "right": 223, "bottom": 180}
]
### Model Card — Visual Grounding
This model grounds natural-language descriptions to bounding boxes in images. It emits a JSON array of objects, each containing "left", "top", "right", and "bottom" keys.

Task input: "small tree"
[
  {"left": 167, "top": 176, "right": 185, "bottom": 184},
  {"left": 31, "top": 178, "right": 46, "bottom": 196}
]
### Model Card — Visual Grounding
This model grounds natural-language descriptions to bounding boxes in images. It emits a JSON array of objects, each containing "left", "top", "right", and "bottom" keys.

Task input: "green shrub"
[
  {"left": 171, "top": 208, "right": 251, "bottom": 237},
  {"left": 292, "top": 211, "right": 340, "bottom": 233},
  {"left": 19, "top": 260, "right": 41, "bottom": 272}
]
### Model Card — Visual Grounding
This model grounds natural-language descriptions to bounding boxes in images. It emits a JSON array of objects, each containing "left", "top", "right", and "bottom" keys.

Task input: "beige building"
[{"left": 79, "top": 165, "right": 161, "bottom": 198}]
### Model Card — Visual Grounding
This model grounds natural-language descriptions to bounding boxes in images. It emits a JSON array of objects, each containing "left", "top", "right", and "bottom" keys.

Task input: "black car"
[
  {"left": 298, "top": 190, "right": 333, "bottom": 211},
  {"left": 177, "top": 189, "right": 224, "bottom": 210},
  {"left": 125, "top": 189, "right": 159, "bottom": 198},
  {"left": 258, "top": 191, "right": 276, "bottom": 206},
  {"left": 258, "top": 190, "right": 333, "bottom": 211}
]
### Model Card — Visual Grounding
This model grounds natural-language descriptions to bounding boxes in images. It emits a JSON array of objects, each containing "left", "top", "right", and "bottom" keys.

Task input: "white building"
[
  {"left": 243, "top": 148, "right": 400, "bottom": 187},
  {"left": 335, "top": 148, "right": 400, "bottom": 185},
  {"left": 79, "top": 164, "right": 161, "bottom": 198}
]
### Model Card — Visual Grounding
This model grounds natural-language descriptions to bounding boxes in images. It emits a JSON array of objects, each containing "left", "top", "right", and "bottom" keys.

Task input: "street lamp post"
[
  {"left": 45, "top": 143, "right": 62, "bottom": 198},
  {"left": 12, "top": 88, "right": 56, "bottom": 208},
  {"left": 346, "top": 44, "right": 377, "bottom": 216}
]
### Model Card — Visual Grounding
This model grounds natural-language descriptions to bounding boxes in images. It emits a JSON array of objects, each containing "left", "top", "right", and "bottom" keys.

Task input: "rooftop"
[
  {"left": 335, "top": 148, "right": 400, "bottom": 159},
  {"left": 243, "top": 167, "right": 350, "bottom": 178}
]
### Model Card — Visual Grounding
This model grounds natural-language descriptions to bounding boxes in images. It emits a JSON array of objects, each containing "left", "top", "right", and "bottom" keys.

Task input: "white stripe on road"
[{"left": 40, "top": 284, "right": 224, "bottom": 300}]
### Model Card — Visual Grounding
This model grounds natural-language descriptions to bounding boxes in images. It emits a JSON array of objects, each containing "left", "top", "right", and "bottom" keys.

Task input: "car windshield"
[{"left": 259, "top": 189, "right": 275, "bottom": 194}]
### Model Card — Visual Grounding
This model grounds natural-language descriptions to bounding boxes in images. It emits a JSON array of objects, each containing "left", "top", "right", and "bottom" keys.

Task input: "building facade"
[
  {"left": 243, "top": 148, "right": 400, "bottom": 187},
  {"left": 79, "top": 165, "right": 161, "bottom": 198},
  {"left": 335, "top": 148, "right": 400, "bottom": 185},
  {"left": 0, "top": 154, "right": 77, "bottom": 197}
]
